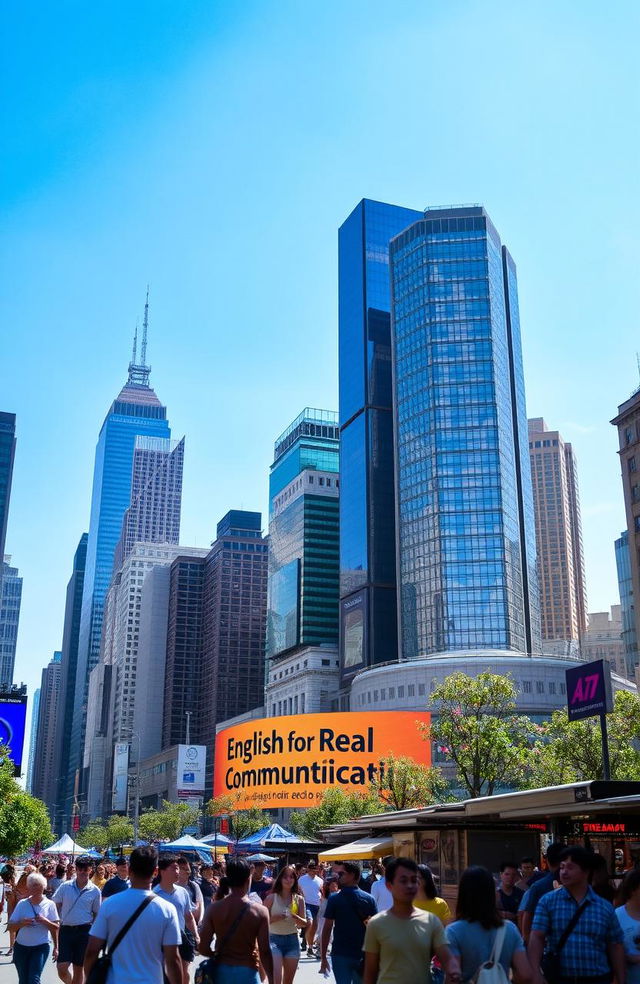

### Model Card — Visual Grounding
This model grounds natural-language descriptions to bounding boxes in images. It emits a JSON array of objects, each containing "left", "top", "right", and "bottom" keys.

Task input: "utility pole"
[{"left": 185, "top": 711, "right": 192, "bottom": 745}]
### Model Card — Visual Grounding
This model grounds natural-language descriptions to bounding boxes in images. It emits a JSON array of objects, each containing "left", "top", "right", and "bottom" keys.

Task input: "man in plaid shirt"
[{"left": 528, "top": 846, "right": 625, "bottom": 984}]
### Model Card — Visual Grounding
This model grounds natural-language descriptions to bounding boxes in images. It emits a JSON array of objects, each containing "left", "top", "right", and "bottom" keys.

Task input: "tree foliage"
[
  {"left": 0, "top": 745, "right": 52, "bottom": 857},
  {"left": 526, "top": 690, "right": 640, "bottom": 785},
  {"left": 232, "top": 807, "right": 271, "bottom": 842},
  {"left": 80, "top": 814, "right": 134, "bottom": 850},
  {"left": 423, "top": 672, "right": 535, "bottom": 798},
  {"left": 137, "top": 801, "right": 201, "bottom": 842},
  {"left": 372, "top": 754, "right": 450, "bottom": 810},
  {"left": 205, "top": 794, "right": 237, "bottom": 818},
  {"left": 289, "top": 787, "right": 384, "bottom": 840}
]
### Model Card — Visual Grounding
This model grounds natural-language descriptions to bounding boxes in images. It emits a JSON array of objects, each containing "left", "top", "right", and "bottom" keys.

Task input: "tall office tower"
[
  {"left": 31, "top": 652, "right": 62, "bottom": 812},
  {"left": 114, "top": 436, "right": 184, "bottom": 569},
  {"left": 163, "top": 511, "right": 268, "bottom": 791},
  {"left": 25, "top": 688, "right": 40, "bottom": 794},
  {"left": 612, "top": 389, "right": 640, "bottom": 676},
  {"left": 70, "top": 303, "right": 171, "bottom": 806},
  {"left": 82, "top": 542, "right": 205, "bottom": 819},
  {"left": 338, "top": 200, "right": 423, "bottom": 681},
  {"left": 0, "top": 413, "right": 16, "bottom": 589},
  {"left": 0, "top": 557, "right": 23, "bottom": 688},
  {"left": 133, "top": 548, "right": 207, "bottom": 763},
  {"left": 53, "top": 534, "right": 88, "bottom": 831},
  {"left": 528, "top": 419, "right": 587, "bottom": 655},
  {"left": 265, "top": 409, "right": 341, "bottom": 714},
  {"left": 389, "top": 205, "right": 540, "bottom": 658},
  {"left": 615, "top": 530, "right": 638, "bottom": 676}
]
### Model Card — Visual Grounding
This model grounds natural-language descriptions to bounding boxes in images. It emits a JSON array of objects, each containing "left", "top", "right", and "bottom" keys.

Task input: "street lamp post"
[{"left": 122, "top": 729, "right": 141, "bottom": 844}]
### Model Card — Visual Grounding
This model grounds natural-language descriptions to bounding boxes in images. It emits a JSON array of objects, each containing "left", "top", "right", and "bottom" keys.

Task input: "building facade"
[
  {"left": 0, "top": 558, "right": 22, "bottom": 689},
  {"left": 389, "top": 206, "right": 540, "bottom": 659},
  {"left": 615, "top": 530, "right": 638, "bottom": 676},
  {"left": 25, "top": 688, "right": 40, "bottom": 794},
  {"left": 53, "top": 533, "right": 88, "bottom": 829},
  {"left": 528, "top": 418, "right": 587, "bottom": 654},
  {"left": 267, "top": 409, "right": 340, "bottom": 658},
  {"left": 31, "top": 652, "right": 62, "bottom": 813},
  {"left": 582, "top": 606, "right": 626, "bottom": 678},
  {"left": 0, "top": 413, "right": 16, "bottom": 589},
  {"left": 338, "top": 200, "right": 423, "bottom": 680},
  {"left": 163, "top": 511, "right": 268, "bottom": 793},
  {"left": 70, "top": 353, "right": 172, "bottom": 808},
  {"left": 114, "top": 436, "right": 184, "bottom": 569},
  {"left": 612, "top": 389, "right": 640, "bottom": 677}
]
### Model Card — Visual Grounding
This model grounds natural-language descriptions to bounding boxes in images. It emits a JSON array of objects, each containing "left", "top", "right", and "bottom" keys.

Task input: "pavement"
[{"left": 0, "top": 940, "right": 330, "bottom": 983}]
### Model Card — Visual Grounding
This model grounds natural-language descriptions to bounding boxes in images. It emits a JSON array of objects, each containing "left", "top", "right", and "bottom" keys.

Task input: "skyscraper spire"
[{"left": 127, "top": 288, "right": 151, "bottom": 387}]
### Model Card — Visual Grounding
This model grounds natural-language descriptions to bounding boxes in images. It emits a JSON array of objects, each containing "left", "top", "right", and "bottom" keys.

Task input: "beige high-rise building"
[
  {"left": 612, "top": 389, "right": 640, "bottom": 675},
  {"left": 582, "top": 606, "right": 625, "bottom": 678},
  {"left": 528, "top": 419, "right": 587, "bottom": 653}
]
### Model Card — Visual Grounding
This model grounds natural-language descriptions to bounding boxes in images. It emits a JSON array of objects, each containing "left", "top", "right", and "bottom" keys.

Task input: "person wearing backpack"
[{"left": 446, "top": 866, "right": 532, "bottom": 983}]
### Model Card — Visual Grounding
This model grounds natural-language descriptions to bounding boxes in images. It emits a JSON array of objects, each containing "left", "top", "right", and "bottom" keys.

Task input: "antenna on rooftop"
[
  {"left": 127, "top": 288, "right": 151, "bottom": 387},
  {"left": 141, "top": 285, "right": 149, "bottom": 367}
]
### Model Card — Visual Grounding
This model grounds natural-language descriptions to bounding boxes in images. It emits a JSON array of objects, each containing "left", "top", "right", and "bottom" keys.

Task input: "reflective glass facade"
[
  {"left": 70, "top": 381, "right": 171, "bottom": 799},
  {"left": 0, "top": 559, "right": 22, "bottom": 688},
  {"left": 615, "top": 530, "right": 638, "bottom": 676},
  {"left": 390, "top": 206, "right": 540, "bottom": 657},
  {"left": 0, "top": 413, "right": 16, "bottom": 577},
  {"left": 339, "top": 200, "right": 422, "bottom": 674},
  {"left": 267, "top": 410, "right": 340, "bottom": 660}
]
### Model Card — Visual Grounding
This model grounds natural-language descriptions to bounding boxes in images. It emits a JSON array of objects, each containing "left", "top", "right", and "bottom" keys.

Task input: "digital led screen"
[{"left": 0, "top": 696, "right": 27, "bottom": 776}]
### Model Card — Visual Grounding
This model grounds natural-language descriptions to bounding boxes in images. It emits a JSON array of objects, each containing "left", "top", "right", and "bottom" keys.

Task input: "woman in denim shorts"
[{"left": 265, "top": 866, "right": 307, "bottom": 984}]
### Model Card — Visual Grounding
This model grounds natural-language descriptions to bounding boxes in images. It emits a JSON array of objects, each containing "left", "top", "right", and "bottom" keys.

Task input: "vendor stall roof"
[
  {"left": 318, "top": 836, "right": 393, "bottom": 862},
  {"left": 320, "top": 780, "right": 640, "bottom": 842}
]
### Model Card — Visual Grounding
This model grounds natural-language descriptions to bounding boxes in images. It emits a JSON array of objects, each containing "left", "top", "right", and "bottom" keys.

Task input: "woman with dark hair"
[
  {"left": 446, "top": 866, "right": 532, "bottom": 982},
  {"left": 415, "top": 865, "right": 452, "bottom": 924},
  {"left": 616, "top": 868, "right": 640, "bottom": 983},
  {"left": 264, "top": 865, "right": 307, "bottom": 984}
]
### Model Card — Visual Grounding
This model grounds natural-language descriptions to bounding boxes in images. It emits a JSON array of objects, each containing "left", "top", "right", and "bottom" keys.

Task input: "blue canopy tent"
[
  {"left": 235, "top": 824, "right": 313, "bottom": 853},
  {"left": 157, "top": 835, "right": 213, "bottom": 864}
]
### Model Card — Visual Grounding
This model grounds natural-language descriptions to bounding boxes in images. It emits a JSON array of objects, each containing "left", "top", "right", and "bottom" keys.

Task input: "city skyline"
[{"left": 3, "top": 1, "right": 639, "bottom": 746}]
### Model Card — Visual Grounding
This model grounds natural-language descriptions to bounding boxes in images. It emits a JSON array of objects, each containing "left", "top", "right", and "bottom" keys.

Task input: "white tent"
[{"left": 41, "top": 834, "right": 86, "bottom": 855}]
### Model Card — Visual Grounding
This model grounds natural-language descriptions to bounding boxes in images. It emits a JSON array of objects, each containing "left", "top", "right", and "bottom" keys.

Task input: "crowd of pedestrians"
[{"left": 2, "top": 843, "right": 640, "bottom": 983}]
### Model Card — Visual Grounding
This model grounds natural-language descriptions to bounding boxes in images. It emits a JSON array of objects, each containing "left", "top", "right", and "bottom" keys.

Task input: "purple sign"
[
  {"left": 0, "top": 695, "right": 27, "bottom": 775},
  {"left": 565, "top": 659, "right": 613, "bottom": 722}
]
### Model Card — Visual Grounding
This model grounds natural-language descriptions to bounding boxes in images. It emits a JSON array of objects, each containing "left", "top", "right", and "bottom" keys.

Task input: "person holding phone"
[{"left": 8, "top": 871, "right": 59, "bottom": 984}]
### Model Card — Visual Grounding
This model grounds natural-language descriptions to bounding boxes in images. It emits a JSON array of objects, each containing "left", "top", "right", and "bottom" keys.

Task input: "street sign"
[{"left": 566, "top": 659, "right": 613, "bottom": 722}]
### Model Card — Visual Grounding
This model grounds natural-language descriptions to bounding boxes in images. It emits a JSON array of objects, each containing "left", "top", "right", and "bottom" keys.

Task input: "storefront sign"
[
  {"left": 213, "top": 711, "right": 430, "bottom": 809},
  {"left": 565, "top": 659, "right": 613, "bottom": 721}
]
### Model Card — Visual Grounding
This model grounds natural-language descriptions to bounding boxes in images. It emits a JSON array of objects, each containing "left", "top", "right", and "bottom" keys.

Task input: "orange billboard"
[{"left": 213, "top": 711, "right": 430, "bottom": 810}]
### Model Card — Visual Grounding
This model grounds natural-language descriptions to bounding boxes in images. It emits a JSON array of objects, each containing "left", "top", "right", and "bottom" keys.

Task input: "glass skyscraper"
[
  {"left": 266, "top": 409, "right": 340, "bottom": 660},
  {"left": 615, "top": 530, "right": 638, "bottom": 676},
  {"left": 0, "top": 557, "right": 22, "bottom": 688},
  {"left": 338, "top": 200, "right": 422, "bottom": 679},
  {"left": 0, "top": 413, "right": 16, "bottom": 584},
  {"left": 389, "top": 205, "right": 540, "bottom": 657},
  {"left": 70, "top": 365, "right": 171, "bottom": 802}
]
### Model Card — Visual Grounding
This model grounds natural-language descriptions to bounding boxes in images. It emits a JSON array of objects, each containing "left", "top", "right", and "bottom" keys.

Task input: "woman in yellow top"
[
  {"left": 415, "top": 864, "right": 452, "bottom": 923},
  {"left": 91, "top": 863, "right": 108, "bottom": 891},
  {"left": 264, "top": 865, "right": 307, "bottom": 984}
]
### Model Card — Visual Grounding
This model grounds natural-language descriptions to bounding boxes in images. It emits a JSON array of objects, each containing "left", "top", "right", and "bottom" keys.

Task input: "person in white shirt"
[
  {"left": 84, "top": 846, "right": 182, "bottom": 984},
  {"left": 154, "top": 855, "right": 199, "bottom": 984},
  {"left": 297, "top": 860, "right": 324, "bottom": 956},
  {"left": 53, "top": 856, "right": 101, "bottom": 984},
  {"left": 370, "top": 858, "right": 394, "bottom": 913},
  {"left": 9, "top": 871, "right": 60, "bottom": 983}
]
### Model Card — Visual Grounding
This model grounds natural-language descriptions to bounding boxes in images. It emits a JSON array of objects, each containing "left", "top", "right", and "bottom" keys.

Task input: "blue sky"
[{"left": 2, "top": 0, "right": 640, "bottom": 731}]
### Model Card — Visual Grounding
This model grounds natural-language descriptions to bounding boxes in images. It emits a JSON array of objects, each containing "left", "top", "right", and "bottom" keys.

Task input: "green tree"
[
  {"left": 372, "top": 754, "right": 451, "bottom": 810},
  {"left": 526, "top": 690, "right": 640, "bottom": 785},
  {"left": 138, "top": 801, "right": 201, "bottom": 842},
  {"left": 289, "top": 787, "right": 384, "bottom": 840},
  {"left": 79, "top": 819, "right": 109, "bottom": 852},
  {"left": 422, "top": 671, "right": 535, "bottom": 798},
  {"left": 232, "top": 807, "right": 270, "bottom": 842},
  {"left": 0, "top": 790, "right": 52, "bottom": 857},
  {"left": 205, "top": 794, "right": 237, "bottom": 818}
]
